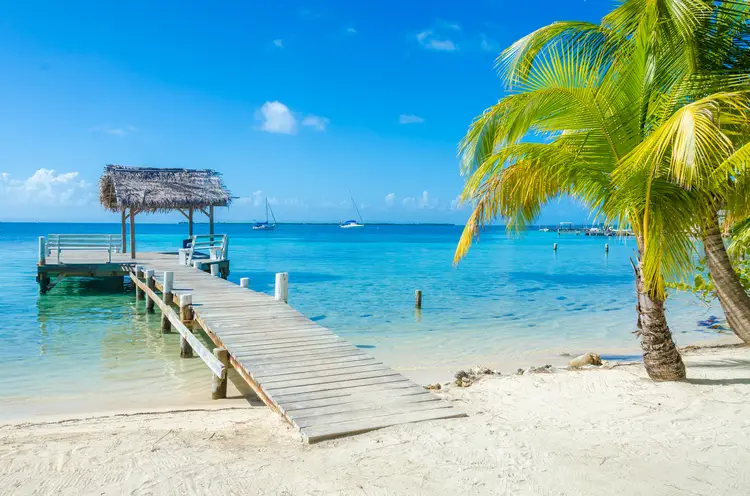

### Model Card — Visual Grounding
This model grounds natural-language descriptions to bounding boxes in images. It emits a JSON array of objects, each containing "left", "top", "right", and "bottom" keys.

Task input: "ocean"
[{"left": 0, "top": 222, "right": 724, "bottom": 420}]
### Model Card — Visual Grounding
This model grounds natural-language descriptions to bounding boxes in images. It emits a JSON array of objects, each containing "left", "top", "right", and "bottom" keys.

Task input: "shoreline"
[
  {"left": 2, "top": 339, "right": 748, "bottom": 495},
  {"left": 2, "top": 336, "right": 742, "bottom": 428}
]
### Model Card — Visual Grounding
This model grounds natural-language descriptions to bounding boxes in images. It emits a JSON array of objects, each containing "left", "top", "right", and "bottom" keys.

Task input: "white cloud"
[
  {"left": 450, "top": 194, "right": 464, "bottom": 210},
  {"left": 284, "top": 197, "right": 308, "bottom": 208},
  {"left": 346, "top": 27, "right": 357, "bottom": 34},
  {"left": 92, "top": 124, "right": 138, "bottom": 137},
  {"left": 437, "top": 20, "right": 461, "bottom": 31},
  {"left": 301, "top": 115, "right": 329, "bottom": 131},
  {"left": 403, "top": 190, "right": 438, "bottom": 209},
  {"left": 416, "top": 30, "right": 458, "bottom": 52},
  {"left": 384, "top": 193, "right": 395, "bottom": 206},
  {"left": 256, "top": 101, "right": 297, "bottom": 134},
  {"left": 0, "top": 169, "right": 92, "bottom": 207},
  {"left": 399, "top": 114, "right": 424, "bottom": 124},
  {"left": 255, "top": 101, "right": 328, "bottom": 134},
  {"left": 273, "top": 39, "right": 284, "bottom": 48},
  {"left": 236, "top": 190, "right": 279, "bottom": 206}
]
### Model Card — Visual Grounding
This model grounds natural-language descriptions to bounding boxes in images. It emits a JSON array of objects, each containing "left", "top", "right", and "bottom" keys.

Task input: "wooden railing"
[
  {"left": 186, "top": 234, "right": 228, "bottom": 265},
  {"left": 45, "top": 234, "right": 122, "bottom": 263}
]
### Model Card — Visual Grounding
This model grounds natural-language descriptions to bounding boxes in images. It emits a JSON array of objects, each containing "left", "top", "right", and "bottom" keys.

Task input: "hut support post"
[
  {"left": 129, "top": 208, "right": 137, "bottom": 259},
  {"left": 209, "top": 206, "right": 214, "bottom": 235},
  {"left": 188, "top": 208, "right": 194, "bottom": 237},
  {"left": 121, "top": 209, "right": 127, "bottom": 253}
]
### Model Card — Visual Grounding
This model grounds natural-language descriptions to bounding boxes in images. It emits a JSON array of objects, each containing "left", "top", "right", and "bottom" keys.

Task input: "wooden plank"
[
  {"left": 213, "top": 335, "right": 339, "bottom": 349},
  {"left": 235, "top": 348, "right": 364, "bottom": 366},
  {"left": 244, "top": 354, "right": 375, "bottom": 374},
  {"left": 274, "top": 383, "right": 429, "bottom": 410},
  {"left": 258, "top": 369, "right": 401, "bottom": 390},
  {"left": 301, "top": 408, "right": 467, "bottom": 444},
  {"left": 231, "top": 343, "right": 356, "bottom": 359},
  {"left": 254, "top": 363, "right": 389, "bottom": 383},
  {"left": 264, "top": 375, "right": 410, "bottom": 396},
  {"left": 294, "top": 401, "right": 454, "bottom": 429},
  {"left": 280, "top": 388, "right": 433, "bottom": 413},
  {"left": 205, "top": 324, "right": 326, "bottom": 335}
]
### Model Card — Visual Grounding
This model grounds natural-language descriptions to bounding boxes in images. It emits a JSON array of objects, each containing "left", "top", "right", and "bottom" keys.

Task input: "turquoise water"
[{"left": 0, "top": 223, "right": 725, "bottom": 419}]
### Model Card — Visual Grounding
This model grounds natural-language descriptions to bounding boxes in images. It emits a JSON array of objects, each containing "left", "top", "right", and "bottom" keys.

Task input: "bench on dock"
[
  {"left": 45, "top": 234, "right": 122, "bottom": 263},
  {"left": 185, "top": 234, "right": 228, "bottom": 265}
]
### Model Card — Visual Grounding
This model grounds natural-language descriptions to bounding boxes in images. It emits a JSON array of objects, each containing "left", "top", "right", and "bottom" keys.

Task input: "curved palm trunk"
[
  {"left": 703, "top": 218, "right": 750, "bottom": 344},
  {"left": 633, "top": 261, "right": 686, "bottom": 381}
]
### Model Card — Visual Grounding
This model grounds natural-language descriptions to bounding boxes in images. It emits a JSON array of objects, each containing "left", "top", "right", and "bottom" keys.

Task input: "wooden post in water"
[
  {"left": 145, "top": 269, "right": 155, "bottom": 312},
  {"left": 553, "top": 243, "right": 558, "bottom": 252},
  {"left": 275, "top": 272, "right": 289, "bottom": 303},
  {"left": 38, "top": 236, "right": 46, "bottom": 265},
  {"left": 212, "top": 348, "right": 229, "bottom": 399},
  {"left": 179, "top": 294, "right": 194, "bottom": 358},
  {"left": 415, "top": 290, "right": 423, "bottom": 309},
  {"left": 161, "top": 271, "right": 174, "bottom": 332},
  {"left": 135, "top": 265, "right": 144, "bottom": 300},
  {"left": 240, "top": 277, "right": 249, "bottom": 289},
  {"left": 605, "top": 243, "right": 609, "bottom": 254}
]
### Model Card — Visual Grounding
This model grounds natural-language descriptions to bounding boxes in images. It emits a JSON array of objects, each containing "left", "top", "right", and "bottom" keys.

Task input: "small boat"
[
  {"left": 539, "top": 227, "right": 550, "bottom": 232},
  {"left": 340, "top": 192, "right": 364, "bottom": 229},
  {"left": 252, "top": 198, "right": 277, "bottom": 231}
]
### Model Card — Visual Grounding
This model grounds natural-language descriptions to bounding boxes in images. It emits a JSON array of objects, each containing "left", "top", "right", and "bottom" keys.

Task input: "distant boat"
[
  {"left": 252, "top": 198, "right": 277, "bottom": 231},
  {"left": 340, "top": 192, "right": 364, "bottom": 229}
]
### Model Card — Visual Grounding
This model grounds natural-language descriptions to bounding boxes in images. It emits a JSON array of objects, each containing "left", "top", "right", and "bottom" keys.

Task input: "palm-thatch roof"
[{"left": 99, "top": 165, "right": 232, "bottom": 213}]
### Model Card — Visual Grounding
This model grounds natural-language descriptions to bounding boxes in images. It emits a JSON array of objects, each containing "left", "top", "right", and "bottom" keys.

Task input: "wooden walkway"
[{"left": 42, "top": 251, "right": 465, "bottom": 443}]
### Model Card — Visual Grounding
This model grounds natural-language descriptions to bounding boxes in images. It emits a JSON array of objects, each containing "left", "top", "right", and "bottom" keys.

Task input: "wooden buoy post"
[
  {"left": 211, "top": 347, "right": 229, "bottom": 400},
  {"left": 135, "top": 266, "right": 144, "bottom": 300},
  {"left": 275, "top": 272, "right": 289, "bottom": 303},
  {"left": 179, "top": 294, "right": 194, "bottom": 358},
  {"left": 415, "top": 290, "right": 423, "bottom": 309},
  {"left": 161, "top": 271, "right": 174, "bottom": 332},
  {"left": 145, "top": 269, "right": 155, "bottom": 312},
  {"left": 553, "top": 243, "right": 558, "bottom": 252},
  {"left": 605, "top": 243, "right": 609, "bottom": 254},
  {"left": 240, "top": 277, "right": 249, "bottom": 289}
]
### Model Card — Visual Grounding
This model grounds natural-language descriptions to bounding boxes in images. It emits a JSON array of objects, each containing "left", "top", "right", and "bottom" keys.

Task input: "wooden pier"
[{"left": 37, "top": 239, "right": 465, "bottom": 443}]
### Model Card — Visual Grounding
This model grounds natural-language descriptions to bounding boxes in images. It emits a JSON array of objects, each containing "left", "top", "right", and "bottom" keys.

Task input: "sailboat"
[
  {"left": 340, "top": 192, "right": 364, "bottom": 228},
  {"left": 252, "top": 198, "right": 277, "bottom": 230}
]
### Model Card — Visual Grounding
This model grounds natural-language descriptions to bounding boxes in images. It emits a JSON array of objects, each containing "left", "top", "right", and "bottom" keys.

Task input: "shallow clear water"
[{"left": 0, "top": 222, "right": 725, "bottom": 419}]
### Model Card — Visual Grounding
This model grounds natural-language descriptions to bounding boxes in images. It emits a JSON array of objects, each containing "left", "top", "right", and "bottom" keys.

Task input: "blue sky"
[{"left": 0, "top": 0, "right": 611, "bottom": 224}]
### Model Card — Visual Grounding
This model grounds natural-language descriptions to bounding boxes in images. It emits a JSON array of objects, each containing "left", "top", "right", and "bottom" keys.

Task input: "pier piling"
[
  {"left": 145, "top": 270, "right": 155, "bottom": 312},
  {"left": 240, "top": 277, "right": 249, "bottom": 289},
  {"left": 553, "top": 243, "right": 558, "bottom": 251},
  {"left": 605, "top": 243, "right": 609, "bottom": 254},
  {"left": 210, "top": 264, "right": 219, "bottom": 277},
  {"left": 179, "top": 294, "right": 194, "bottom": 358},
  {"left": 211, "top": 348, "right": 229, "bottom": 399},
  {"left": 161, "top": 271, "right": 174, "bottom": 332},
  {"left": 275, "top": 272, "right": 289, "bottom": 303},
  {"left": 415, "top": 290, "right": 423, "bottom": 309},
  {"left": 37, "top": 237, "right": 46, "bottom": 265},
  {"left": 135, "top": 266, "right": 144, "bottom": 300}
]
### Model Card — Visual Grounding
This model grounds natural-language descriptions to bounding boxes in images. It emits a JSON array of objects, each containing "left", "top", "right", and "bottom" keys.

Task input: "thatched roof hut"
[
  {"left": 100, "top": 165, "right": 231, "bottom": 212},
  {"left": 100, "top": 165, "right": 232, "bottom": 258}
]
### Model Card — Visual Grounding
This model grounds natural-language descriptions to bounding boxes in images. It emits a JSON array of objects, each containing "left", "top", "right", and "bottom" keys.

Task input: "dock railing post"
[
  {"left": 212, "top": 348, "right": 229, "bottom": 400},
  {"left": 145, "top": 269, "right": 155, "bottom": 312},
  {"left": 240, "top": 277, "right": 249, "bottom": 289},
  {"left": 179, "top": 294, "right": 194, "bottom": 358},
  {"left": 135, "top": 265, "right": 144, "bottom": 300},
  {"left": 38, "top": 237, "right": 46, "bottom": 265},
  {"left": 161, "top": 271, "right": 174, "bottom": 332},
  {"left": 275, "top": 272, "right": 289, "bottom": 303},
  {"left": 210, "top": 263, "right": 219, "bottom": 277}
]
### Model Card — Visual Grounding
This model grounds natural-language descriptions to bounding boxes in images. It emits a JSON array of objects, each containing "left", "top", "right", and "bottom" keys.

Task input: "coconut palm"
[{"left": 455, "top": 0, "right": 750, "bottom": 380}]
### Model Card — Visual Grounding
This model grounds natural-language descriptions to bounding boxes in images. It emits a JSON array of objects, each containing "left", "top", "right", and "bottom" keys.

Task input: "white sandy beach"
[{"left": 2, "top": 342, "right": 749, "bottom": 495}]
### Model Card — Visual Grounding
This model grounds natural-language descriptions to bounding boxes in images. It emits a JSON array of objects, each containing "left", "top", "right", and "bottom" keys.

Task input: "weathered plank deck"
[{"left": 40, "top": 251, "right": 465, "bottom": 443}]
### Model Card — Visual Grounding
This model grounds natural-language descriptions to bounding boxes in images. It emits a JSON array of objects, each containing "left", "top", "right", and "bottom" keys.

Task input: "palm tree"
[{"left": 455, "top": 0, "right": 750, "bottom": 380}]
